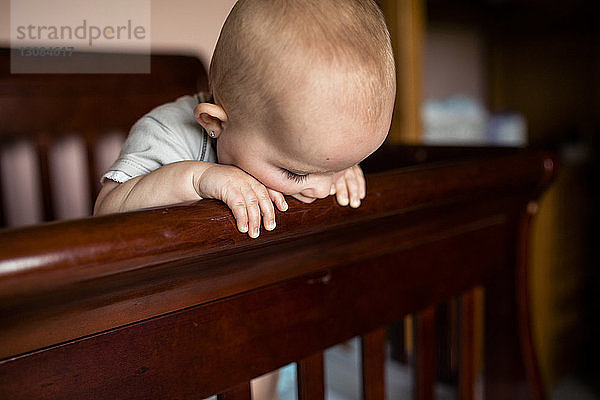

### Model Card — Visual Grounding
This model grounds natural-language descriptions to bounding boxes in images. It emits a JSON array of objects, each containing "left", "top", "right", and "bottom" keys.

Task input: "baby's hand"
[
  {"left": 196, "top": 164, "right": 288, "bottom": 238},
  {"left": 331, "top": 165, "right": 366, "bottom": 208}
]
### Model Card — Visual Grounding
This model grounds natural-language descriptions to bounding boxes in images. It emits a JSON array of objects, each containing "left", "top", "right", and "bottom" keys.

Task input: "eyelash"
[{"left": 282, "top": 169, "right": 309, "bottom": 184}]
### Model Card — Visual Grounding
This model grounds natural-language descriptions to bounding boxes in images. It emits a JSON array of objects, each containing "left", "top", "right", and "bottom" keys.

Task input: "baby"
[
  {"left": 94, "top": 0, "right": 395, "bottom": 396},
  {"left": 94, "top": 0, "right": 395, "bottom": 239},
  {"left": 94, "top": 0, "right": 396, "bottom": 399}
]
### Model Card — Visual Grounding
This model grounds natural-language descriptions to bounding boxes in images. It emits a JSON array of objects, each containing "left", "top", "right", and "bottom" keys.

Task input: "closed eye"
[{"left": 281, "top": 168, "right": 309, "bottom": 184}]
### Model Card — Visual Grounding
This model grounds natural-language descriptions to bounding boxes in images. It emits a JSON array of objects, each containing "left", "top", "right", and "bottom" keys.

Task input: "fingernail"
[
  {"left": 330, "top": 186, "right": 336, "bottom": 195},
  {"left": 339, "top": 196, "right": 349, "bottom": 206},
  {"left": 240, "top": 224, "right": 248, "bottom": 233},
  {"left": 249, "top": 228, "right": 259, "bottom": 239},
  {"left": 265, "top": 221, "right": 276, "bottom": 231},
  {"left": 350, "top": 199, "right": 360, "bottom": 208},
  {"left": 281, "top": 201, "right": 288, "bottom": 211}
]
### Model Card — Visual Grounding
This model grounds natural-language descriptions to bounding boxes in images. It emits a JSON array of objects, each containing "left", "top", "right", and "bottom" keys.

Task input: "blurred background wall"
[{"left": 0, "top": 0, "right": 237, "bottom": 68}]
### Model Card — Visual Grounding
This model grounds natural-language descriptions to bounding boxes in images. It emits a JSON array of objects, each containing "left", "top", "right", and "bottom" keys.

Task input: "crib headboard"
[
  {"left": 0, "top": 146, "right": 556, "bottom": 400},
  {"left": 0, "top": 49, "right": 208, "bottom": 226}
]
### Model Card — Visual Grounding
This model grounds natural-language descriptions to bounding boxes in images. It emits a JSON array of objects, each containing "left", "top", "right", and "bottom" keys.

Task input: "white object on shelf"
[
  {"left": 423, "top": 95, "right": 488, "bottom": 145},
  {"left": 422, "top": 95, "right": 527, "bottom": 147}
]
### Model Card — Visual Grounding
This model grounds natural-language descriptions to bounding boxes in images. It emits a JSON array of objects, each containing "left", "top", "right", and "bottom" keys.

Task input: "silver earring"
[{"left": 209, "top": 131, "right": 216, "bottom": 138}]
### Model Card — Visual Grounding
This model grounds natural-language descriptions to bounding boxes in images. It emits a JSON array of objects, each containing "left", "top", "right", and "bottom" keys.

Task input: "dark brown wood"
[
  {"left": 389, "top": 319, "right": 408, "bottom": 364},
  {"left": 0, "top": 199, "right": 513, "bottom": 399},
  {"left": 0, "top": 49, "right": 208, "bottom": 137},
  {"left": 459, "top": 290, "right": 476, "bottom": 400},
  {"left": 0, "top": 151, "right": 555, "bottom": 295},
  {"left": 0, "top": 148, "right": 556, "bottom": 399},
  {"left": 0, "top": 156, "right": 5, "bottom": 227},
  {"left": 0, "top": 49, "right": 208, "bottom": 227},
  {"left": 435, "top": 300, "right": 458, "bottom": 384},
  {"left": 217, "top": 382, "right": 252, "bottom": 400},
  {"left": 483, "top": 158, "right": 556, "bottom": 400},
  {"left": 484, "top": 220, "right": 531, "bottom": 400},
  {"left": 483, "top": 207, "right": 543, "bottom": 400},
  {"left": 361, "top": 327, "right": 387, "bottom": 400},
  {"left": 35, "top": 132, "right": 54, "bottom": 222},
  {"left": 85, "top": 130, "right": 99, "bottom": 213},
  {"left": 515, "top": 205, "right": 546, "bottom": 400},
  {"left": 0, "top": 151, "right": 553, "bottom": 359},
  {"left": 414, "top": 306, "right": 436, "bottom": 400},
  {"left": 297, "top": 352, "right": 325, "bottom": 400}
]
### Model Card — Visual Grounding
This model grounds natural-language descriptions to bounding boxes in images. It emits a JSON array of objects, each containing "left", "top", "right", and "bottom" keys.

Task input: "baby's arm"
[
  {"left": 94, "top": 161, "right": 208, "bottom": 216},
  {"left": 94, "top": 161, "right": 287, "bottom": 238}
]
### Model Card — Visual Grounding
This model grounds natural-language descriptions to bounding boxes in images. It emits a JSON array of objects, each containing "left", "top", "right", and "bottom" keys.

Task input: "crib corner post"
[{"left": 483, "top": 206, "right": 546, "bottom": 400}]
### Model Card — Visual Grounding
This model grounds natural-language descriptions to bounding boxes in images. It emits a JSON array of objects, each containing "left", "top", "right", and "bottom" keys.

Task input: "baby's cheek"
[
  {"left": 259, "top": 177, "right": 299, "bottom": 196},
  {"left": 292, "top": 193, "right": 317, "bottom": 203}
]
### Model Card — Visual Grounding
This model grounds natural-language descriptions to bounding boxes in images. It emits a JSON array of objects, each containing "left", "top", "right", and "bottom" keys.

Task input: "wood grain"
[
  {"left": 217, "top": 382, "right": 252, "bottom": 400},
  {"left": 0, "top": 49, "right": 208, "bottom": 224},
  {"left": 361, "top": 327, "right": 387, "bottom": 400},
  {"left": 414, "top": 306, "right": 436, "bottom": 400},
  {"left": 0, "top": 49, "right": 207, "bottom": 137},
  {"left": 297, "top": 352, "right": 325, "bottom": 400},
  {"left": 460, "top": 290, "right": 476, "bottom": 400},
  {"left": 0, "top": 147, "right": 555, "bottom": 399}
]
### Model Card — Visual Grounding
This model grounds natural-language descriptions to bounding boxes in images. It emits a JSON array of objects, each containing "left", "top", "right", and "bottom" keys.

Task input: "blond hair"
[{"left": 210, "top": 0, "right": 395, "bottom": 126}]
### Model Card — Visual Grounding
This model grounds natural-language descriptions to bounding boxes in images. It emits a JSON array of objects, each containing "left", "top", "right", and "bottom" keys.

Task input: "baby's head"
[{"left": 194, "top": 0, "right": 395, "bottom": 202}]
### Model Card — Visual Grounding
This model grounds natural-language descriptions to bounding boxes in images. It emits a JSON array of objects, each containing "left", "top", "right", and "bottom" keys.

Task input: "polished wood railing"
[{"left": 0, "top": 146, "right": 556, "bottom": 400}]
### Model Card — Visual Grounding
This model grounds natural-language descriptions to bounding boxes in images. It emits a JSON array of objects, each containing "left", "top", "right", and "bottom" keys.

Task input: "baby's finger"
[
  {"left": 225, "top": 190, "right": 249, "bottom": 234},
  {"left": 268, "top": 188, "right": 288, "bottom": 212},
  {"left": 355, "top": 166, "right": 366, "bottom": 199},
  {"left": 335, "top": 176, "right": 349, "bottom": 206},
  {"left": 344, "top": 168, "right": 361, "bottom": 208},
  {"left": 255, "top": 185, "right": 276, "bottom": 231},
  {"left": 242, "top": 187, "right": 262, "bottom": 239}
]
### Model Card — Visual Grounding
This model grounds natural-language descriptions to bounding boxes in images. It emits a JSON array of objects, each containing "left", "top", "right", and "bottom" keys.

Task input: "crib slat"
[
  {"left": 436, "top": 300, "right": 459, "bottom": 384},
  {"left": 361, "top": 327, "right": 387, "bottom": 400},
  {"left": 414, "top": 307, "right": 435, "bottom": 400},
  {"left": 85, "top": 130, "right": 99, "bottom": 213},
  {"left": 459, "top": 290, "right": 476, "bottom": 400},
  {"left": 217, "top": 381, "right": 251, "bottom": 400},
  {"left": 389, "top": 318, "right": 408, "bottom": 364},
  {"left": 0, "top": 151, "right": 6, "bottom": 227},
  {"left": 35, "top": 132, "right": 54, "bottom": 222},
  {"left": 297, "top": 352, "right": 325, "bottom": 400}
]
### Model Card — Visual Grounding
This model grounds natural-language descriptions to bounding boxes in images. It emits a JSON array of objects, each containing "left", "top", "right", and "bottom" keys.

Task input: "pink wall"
[{"left": 0, "top": 0, "right": 237, "bottom": 66}]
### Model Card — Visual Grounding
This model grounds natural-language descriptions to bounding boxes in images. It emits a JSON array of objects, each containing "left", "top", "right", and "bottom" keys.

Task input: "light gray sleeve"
[{"left": 102, "top": 95, "right": 215, "bottom": 184}]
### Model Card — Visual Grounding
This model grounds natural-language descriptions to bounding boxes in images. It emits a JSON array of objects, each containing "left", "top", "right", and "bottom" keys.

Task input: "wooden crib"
[
  {"left": 0, "top": 48, "right": 207, "bottom": 226},
  {"left": 0, "top": 50, "right": 555, "bottom": 400}
]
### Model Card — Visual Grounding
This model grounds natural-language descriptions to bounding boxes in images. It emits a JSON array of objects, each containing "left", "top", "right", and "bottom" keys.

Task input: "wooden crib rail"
[
  {"left": 0, "top": 147, "right": 556, "bottom": 400},
  {"left": 0, "top": 49, "right": 208, "bottom": 225},
  {"left": 0, "top": 49, "right": 207, "bottom": 136}
]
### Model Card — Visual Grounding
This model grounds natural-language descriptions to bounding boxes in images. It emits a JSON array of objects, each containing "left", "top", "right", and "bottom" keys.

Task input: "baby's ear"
[{"left": 193, "top": 103, "right": 228, "bottom": 135}]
